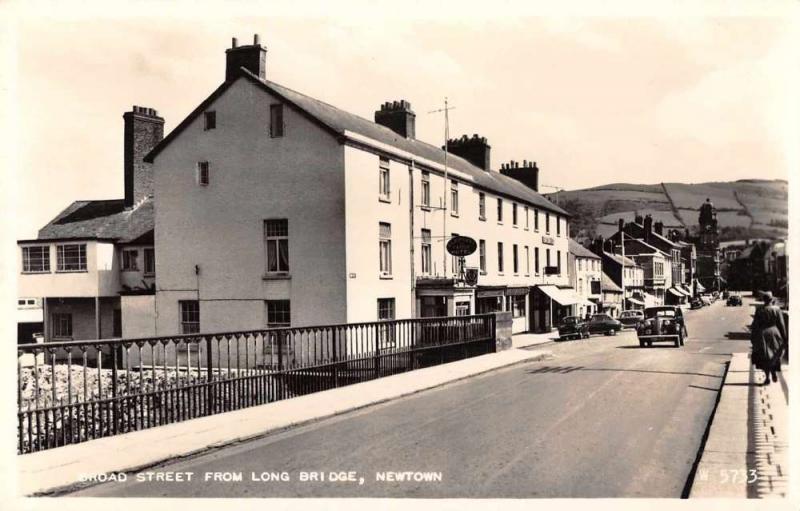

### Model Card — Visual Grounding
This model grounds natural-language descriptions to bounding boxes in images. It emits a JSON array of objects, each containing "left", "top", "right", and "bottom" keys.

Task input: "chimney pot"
[
  {"left": 225, "top": 34, "right": 267, "bottom": 81},
  {"left": 254, "top": 34, "right": 260, "bottom": 45},
  {"left": 232, "top": 37, "right": 238, "bottom": 48}
]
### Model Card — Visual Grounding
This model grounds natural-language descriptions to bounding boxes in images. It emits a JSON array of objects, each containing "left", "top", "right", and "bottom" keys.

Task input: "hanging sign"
[{"left": 446, "top": 236, "right": 477, "bottom": 257}]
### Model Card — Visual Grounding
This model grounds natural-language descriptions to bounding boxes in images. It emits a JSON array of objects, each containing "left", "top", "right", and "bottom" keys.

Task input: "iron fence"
[{"left": 17, "top": 314, "right": 495, "bottom": 454}]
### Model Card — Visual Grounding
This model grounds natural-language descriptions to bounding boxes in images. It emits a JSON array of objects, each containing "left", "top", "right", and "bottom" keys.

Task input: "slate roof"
[
  {"left": 569, "top": 238, "right": 600, "bottom": 259},
  {"left": 32, "top": 198, "right": 154, "bottom": 243},
  {"left": 603, "top": 251, "right": 639, "bottom": 267},
  {"left": 146, "top": 68, "right": 569, "bottom": 217},
  {"left": 601, "top": 272, "right": 623, "bottom": 292}
]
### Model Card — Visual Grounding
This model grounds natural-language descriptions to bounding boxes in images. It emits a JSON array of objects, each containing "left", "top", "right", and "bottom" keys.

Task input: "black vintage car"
[
  {"left": 727, "top": 294, "right": 743, "bottom": 306},
  {"left": 586, "top": 314, "right": 623, "bottom": 336},
  {"left": 619, "top": 310, "right": 644, "bottom": 329},
  {"left": 636, "top": 306, "right": 686, "bottom": 347},
  {"left": 558, "top": 316, "right": 590, "bottom": 341}
]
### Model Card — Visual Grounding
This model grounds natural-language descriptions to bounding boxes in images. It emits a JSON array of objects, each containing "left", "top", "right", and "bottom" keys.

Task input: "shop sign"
[{"left": 447, "top": 236, "right": 477, "bottom": 257}]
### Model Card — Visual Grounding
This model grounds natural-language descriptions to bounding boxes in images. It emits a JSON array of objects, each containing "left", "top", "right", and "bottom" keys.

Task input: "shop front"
[{"left": 531, "top": 285, "right": 578, "bottom": 332}]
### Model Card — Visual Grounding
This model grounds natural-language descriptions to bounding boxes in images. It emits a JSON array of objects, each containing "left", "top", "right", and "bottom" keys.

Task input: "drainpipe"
[{"left": 409, "top": 160, "right": 416, "bottom": 317}]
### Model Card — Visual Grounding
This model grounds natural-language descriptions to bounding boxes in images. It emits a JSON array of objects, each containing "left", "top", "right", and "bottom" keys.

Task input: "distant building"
[
  {"left": 568, "top": 238, "right": 601, "bottom": 317},
  {"left": 588, "top": 239, "right": 646, "bottom": 309},
  {"left": 692, "top": 198, "right": 722, "bottom": 291},
  {"left": 600, "top": 273, "right": 623, "bottom": 317}
]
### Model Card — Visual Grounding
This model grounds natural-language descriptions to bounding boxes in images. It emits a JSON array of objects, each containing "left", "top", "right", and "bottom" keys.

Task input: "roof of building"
[
  {"left": 621, "top": 237, "right": 665, "bottom": 256},
  {"left": 32, "top": 198, "right": 154, "bottom": 243},
  {"left": 601, "top": 272, "right": 623, "bottom": 292},
  {"left": 145, "top": 68, "right": 569, "bottom": 217},
  {"left": 618, "top": 222, "right": 680, "bottom": 249},
  {"left": 603, "top": 251, "right": 639, "bottom": 267},
  {"left": 569, "top": 239, "right": 600, "bottom": 259}
]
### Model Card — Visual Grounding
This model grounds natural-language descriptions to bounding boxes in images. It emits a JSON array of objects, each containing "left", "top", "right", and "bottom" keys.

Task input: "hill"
[{"left": 548, "top": 179, "right": 788, "bottom": 243}]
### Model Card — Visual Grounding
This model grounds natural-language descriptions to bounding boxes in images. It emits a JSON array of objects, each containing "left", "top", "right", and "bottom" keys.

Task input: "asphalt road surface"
[{"left": 73, "top": 298, "right": 755, "bottom": 498}]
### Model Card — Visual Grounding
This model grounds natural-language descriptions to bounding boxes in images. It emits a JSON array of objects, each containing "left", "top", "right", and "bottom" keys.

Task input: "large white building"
[
  {"left": 18, "top": 35, "right": 574, "bottom": 342},
  {"left": 146, "top": 35, "right": 572, "bottom": 337}
]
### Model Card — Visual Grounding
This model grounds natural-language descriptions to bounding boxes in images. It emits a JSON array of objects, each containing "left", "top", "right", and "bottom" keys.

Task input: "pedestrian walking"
[{"left": 750, "top": 291, "right": 787, "bottom": 385}]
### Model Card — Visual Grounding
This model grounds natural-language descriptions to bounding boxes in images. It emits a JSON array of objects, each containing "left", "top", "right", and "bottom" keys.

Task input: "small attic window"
[
  {"left": 270, "top": 104, "right": 284, "bottom": 138},
  {"left": 204, "top": 111, "right": 216, "bottom": 130},
  {"left": 198, "top": 162, "right": 210, "bottom": 186}
]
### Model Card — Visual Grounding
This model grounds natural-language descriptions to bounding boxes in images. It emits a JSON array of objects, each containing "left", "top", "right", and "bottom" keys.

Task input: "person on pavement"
[{"left": 750, "top": 291, "right": 787, "bottom": 385}]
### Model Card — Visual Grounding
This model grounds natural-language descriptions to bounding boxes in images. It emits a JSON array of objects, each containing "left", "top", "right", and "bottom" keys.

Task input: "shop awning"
[
  {"left": 667, "top": 287, "right": 685, "bottom": 298},
  {"left": 643, "top": 292, "right": 658, "bottom": 307},
  {"left": 695, "top": 281, "right": 707, "bottom": 293},
  {"left": 678, "top": 285, "right": 692, "bottom": 296},
  {"left": 476, "top": 286, "right": 506, "bottom": 298},
  {"left": 627, "top": 297, "right": 645, "bottom": 306},
  {"left": 537, "top": 285, "right": 579, "bottom": 306}
]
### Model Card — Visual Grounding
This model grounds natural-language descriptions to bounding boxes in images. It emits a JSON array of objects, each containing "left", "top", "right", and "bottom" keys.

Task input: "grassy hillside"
[{"left": 550, "top": 179, "right": 787, "bottom": 242}]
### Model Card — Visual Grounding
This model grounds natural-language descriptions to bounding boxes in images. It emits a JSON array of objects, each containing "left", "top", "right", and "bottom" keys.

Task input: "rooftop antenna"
[{"left": 429, "top": 98, "right": 455, "bottom": 276}]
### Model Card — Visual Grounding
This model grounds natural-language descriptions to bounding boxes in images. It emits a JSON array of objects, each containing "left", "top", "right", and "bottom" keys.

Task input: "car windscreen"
[{"left": 562, "top": 317, "right": 578, "bottom": 325}]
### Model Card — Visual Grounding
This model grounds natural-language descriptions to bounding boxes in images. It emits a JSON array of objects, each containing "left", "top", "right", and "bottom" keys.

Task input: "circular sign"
[{"left": 447, "top": 235, "right": 477, "bottom": 257}]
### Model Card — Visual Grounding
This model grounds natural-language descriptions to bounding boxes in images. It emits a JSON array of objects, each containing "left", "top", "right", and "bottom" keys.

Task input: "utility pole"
[{"left": 429, "top": 98, "right": 455, "bottom": 277}]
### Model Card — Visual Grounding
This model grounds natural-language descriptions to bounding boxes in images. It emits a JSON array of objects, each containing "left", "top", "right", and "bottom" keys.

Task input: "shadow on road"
[
  {"left": 525, "top": 366, "right": 723, "bottom": 379},
  {"left": 688, "top": 384, "right": 720, "bottom": 392},
  {"left": 725, "top": 332, "right": 750, "bottom": 340}
]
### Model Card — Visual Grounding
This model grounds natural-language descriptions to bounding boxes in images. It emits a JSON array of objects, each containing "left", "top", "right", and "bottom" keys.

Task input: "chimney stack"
[
  {"left": 499, "top": 159, "right": 539, "bottom": 191},
  {"left": 374, "top": 100, "right": 416, "bottom": 138},
  {"left": 635, "top": 214, "right": 644, "bottom": 225},
  {"left": 654, "top": 221, "right": 664, "bottom": 236},
  {"left": 225, "top": 33, "right": 267, "bottom": 81},
  {"left": 644, "top": 214, "right": 653, "bottom": 243},
  {"left": 123, "top": 106, "right": 164, "bottom": 207},
  {"left": 618, "top": 218, "right": 624, "bottom": 233},
  {"left": 445, "top": 134, "right": 491, "bottom": 171}
]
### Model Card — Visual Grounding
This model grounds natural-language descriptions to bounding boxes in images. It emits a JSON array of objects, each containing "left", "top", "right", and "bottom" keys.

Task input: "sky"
[{"left": 3, "top": 5, "right": 798, "bottom": 240}]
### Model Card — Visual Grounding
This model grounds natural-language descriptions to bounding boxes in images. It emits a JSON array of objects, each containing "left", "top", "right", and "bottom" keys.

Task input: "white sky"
[{"left": 3, "top": 3, "right": 798, "bottom": 240}]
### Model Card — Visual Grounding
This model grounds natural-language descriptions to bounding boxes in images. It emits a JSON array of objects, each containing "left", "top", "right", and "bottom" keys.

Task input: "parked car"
[
  {"left": 690, "top": 297, "right": 704, "bottom": 309},
  {"left": 727, "top": 294, "right": 743, "bottom": 306},
  {"left": 636, "top": 306, "right": 686, "bottom": 347},
  {"left": 586, "top": 314, "right": 623, "bottom": 336},
  {"left": 619, "top": 310, "right": 644, "bottom": 329},
  {"left": 558, "top": 316, "right": 590, "bottom": 341}
]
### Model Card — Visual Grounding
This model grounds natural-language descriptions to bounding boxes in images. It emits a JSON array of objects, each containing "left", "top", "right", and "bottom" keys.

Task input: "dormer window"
[{"left": 204, "top": 111, "right": 216, "bottom": 130}]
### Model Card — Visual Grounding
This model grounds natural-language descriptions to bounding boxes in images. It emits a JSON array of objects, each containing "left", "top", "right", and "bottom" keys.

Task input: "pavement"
[
  {"left": 17, "top": 343, "right": 553, "bottom": 496},
  {"left": 689, "top": 353, "right": 790, "bottom": 498},
  {"left": 69, "top": 300, "right": 752, "bottom": 498},
  {"left": 511, "top": 330, "right": 560, "bottom": 349}
]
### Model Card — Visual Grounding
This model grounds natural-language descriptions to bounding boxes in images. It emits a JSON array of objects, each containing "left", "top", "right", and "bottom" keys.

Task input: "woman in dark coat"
[{"left": 750, "top": 291, "right": 787, "bottom": 384}]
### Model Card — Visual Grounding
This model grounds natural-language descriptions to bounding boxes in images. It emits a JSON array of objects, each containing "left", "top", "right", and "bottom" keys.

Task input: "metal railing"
[{"left": 17, "top": 314, "right": 495, "bottom": 454}]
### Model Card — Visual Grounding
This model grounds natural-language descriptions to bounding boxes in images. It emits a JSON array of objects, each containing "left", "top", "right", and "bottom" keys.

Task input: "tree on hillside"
[{"left": 560, "top": 198, "right": 599, "bottom": 242}]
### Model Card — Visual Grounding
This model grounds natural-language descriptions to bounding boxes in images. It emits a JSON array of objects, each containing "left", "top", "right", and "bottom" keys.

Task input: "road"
[{"left": 73, "top": 298, "right": 754, "bottom": 498}]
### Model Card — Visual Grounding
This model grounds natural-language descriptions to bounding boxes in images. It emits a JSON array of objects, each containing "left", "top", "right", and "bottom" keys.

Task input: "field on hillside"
[{"left": 556, "top": 179, "right": 787, "bottom": 241}]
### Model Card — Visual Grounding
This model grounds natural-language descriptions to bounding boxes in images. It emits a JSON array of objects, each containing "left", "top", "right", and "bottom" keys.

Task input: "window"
[
  {"left": 22, "top": 246, "right": 49, "bottom": 273},
  {"left": 513, "top": 244, "right": 519, "bottom": 274},
  {"left": 270, "top": 104, "right": 284, "bottom": 137},
  {"left": 266, "top": 300, "right": 291, "bottom": 328},
  {"left": 377, "top": 298, "right": 396, "bottom": 348},
  {"left": 56, "top": 244, "right": 87, "bottom": 272},
  {"left": 497, "top": 242, "right": 504, "bottom": 273},
  {"left": 379, "top": 157, "right": 390, "bottom": 201},
  {"left": 421, "top": 229, "right": 431, "bottom": 274},
  {"left": 556, "top": 216, "right": 561, "bottom": 236},
  {"left": 578, "top": 278, "right": 584, "bottom": 294},
  {"left": 535, "top": 247, "right": 540, "bottom": 274},
  {"left": 557, "top": 250, "right": 561, "bottom": 274},
  {"left": 511, "top": 295, "right": 526, "bottom": 318},
  {"left": 179, "top": 301, "right": 200, "bottom": 334},
  {"left": 450, "top": 180, "right": 459, "bottom": 216},
  {"left": 421, "top": 172, "right": 430, "bottom": 208},
  {"left": 478, "top": 193, "right": 486, "bottom": 220},
  {"left": 52, "top": 313, "right": 72, "bottom": 338},
  {"left": 497, "top": 198, "right": 503, "bottom": 223},
  {"left": 479, "top": 239, "right": 486, "bottom": 274},
  {"left": 546, "top": 212, "right": 551, "bottom": 234},
  {"left": 534, "top": 208, "right": 539, "bottom": 231},
  {"left": 546, "top": 248, "right": 551, "bottom": 269},
  {"left": 204, "top": 111, "right": 216, "bottom": 130},
  {"left": 525, "top": 206, "right": 529, "bottom": 230},
  {"left": 122, "top": 249, "right": 139, "bottom": 271},
  {"left": 455, "top": 302, "right": 470, "bottom": 316},
  {"left": 144, "top": 248, "right": 155, "bottom": 275},
  {"left": 198, "top": 161, "right": 210, "bottom": 186},
  {"left": 525, "top": 246, "right": 530, "bottom": 275},
  {"left": 379, "top": 222, "right": 392, "bottom": 276},
  {"left": 512, "top": 203, "right": 518, "bottom": 226},
  {"left": 265, "top": 219, "right": 289, "bottom": 273}
]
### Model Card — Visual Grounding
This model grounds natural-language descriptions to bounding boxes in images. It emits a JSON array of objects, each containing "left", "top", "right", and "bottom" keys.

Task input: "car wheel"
[
  {"left": 674, "top": 338, "right": 680, "bottom": 348},
  {"left": 610, "top": 329, "right": 617, "bottom": 336}
]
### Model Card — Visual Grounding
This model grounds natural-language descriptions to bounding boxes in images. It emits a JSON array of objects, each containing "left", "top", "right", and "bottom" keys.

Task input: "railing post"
[
  {"left": 277, "top": 331, "right": 284, "bottom": 371},
  {"left": 332, "top": 328, "right": 339, "bottom": 388},
  {"left": 374, "top": 323, "right": 381, "bottom": 379},
  {"left": 206, "top": 336, "right": 214, "bottom": 414},
  {"left": 110, "top": 346, "right": 118, "bottom": 434}
]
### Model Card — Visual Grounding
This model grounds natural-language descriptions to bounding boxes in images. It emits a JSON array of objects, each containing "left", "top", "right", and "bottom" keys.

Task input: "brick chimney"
[
  {"left": 634, "top": 214, "right": 644, "bottom": 225},
  {"left": 643, "top": 214, "right": 653, "bottom": 243},
  {"left": 499, "top": 160, "right": 539, "bottom": 191},
  {"left": 225, "top": 34, "right": 267, "bottom": 82},
  {"left": 618, "top": 218, "right": 624, "bottom": 233},
  {"left": 654, "top": 221, "right": 664, "bottom": 236},
  {"left": 374, "top": 100, "right": 415, "bottom": 138},
  {"left": 445, "top": 134, "right": 491, "bottom": 171},
  {"left": 591, "top": 236, "right": 605, "bottom": 256},
  {"left": 123, "top": 106, "right": 164, "bottom": 207}
]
